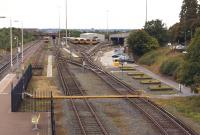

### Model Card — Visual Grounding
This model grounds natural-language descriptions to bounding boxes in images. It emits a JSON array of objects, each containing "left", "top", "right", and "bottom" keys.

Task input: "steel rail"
[
  {"left": 82, "top": 51, "right": 197, "bottom": 135},
  {"left": 56, "top": 51, "right": 109, "bottom": 135}
]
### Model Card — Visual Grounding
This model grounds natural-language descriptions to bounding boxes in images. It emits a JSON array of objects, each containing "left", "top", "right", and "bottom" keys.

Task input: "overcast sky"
[{"left": 0, "top": 0, "right": 183, "bottom": 29}]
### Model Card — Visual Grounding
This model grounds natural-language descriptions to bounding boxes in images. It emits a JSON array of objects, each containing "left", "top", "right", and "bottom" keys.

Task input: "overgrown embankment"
[{"left": 138, "top": 47, "right": 184, "bottom": 80}]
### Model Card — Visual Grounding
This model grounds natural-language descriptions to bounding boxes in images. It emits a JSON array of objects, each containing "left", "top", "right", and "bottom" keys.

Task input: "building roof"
[{"left": 80, "top": 33, "right": 104, "bottom": 36}]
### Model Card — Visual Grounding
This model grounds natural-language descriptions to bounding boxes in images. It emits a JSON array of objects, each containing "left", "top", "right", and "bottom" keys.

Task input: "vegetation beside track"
[
  {"left": 0, "top": 28, "right": 37, "bottom": 50},
  {"left": 138, "top": 47, "right": 184, "bottom": 76},
  {"left": 152, "top": 96, "right": 200, "bottom": 134},
  {"left": 149, "top": 84, "right": 173, "bottom": 91}
]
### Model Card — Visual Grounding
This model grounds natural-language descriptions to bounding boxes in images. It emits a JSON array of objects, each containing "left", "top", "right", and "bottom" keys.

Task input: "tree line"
[
  {"left": 0, "top": 28, "right": 36, "bottom": 50},
  {"left": 128, "top": 0, "right": 200, "bottom": 92}
]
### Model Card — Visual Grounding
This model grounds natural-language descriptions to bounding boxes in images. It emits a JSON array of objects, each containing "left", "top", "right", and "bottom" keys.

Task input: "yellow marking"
[{"left": 33, "top": 95, "right": 149, "bottom": 99}]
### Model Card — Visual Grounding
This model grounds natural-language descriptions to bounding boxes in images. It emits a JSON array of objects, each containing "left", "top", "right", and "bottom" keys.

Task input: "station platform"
[
  {"left": 0, "top": 73, "right": 49, "bottom": 135},
  {"left": 0, "top": 73, "right": 16, "bottom": 93}
]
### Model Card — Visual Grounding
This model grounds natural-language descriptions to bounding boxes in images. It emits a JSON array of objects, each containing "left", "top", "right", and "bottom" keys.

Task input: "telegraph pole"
[
  {"left": 106, "top": 10, "right": 109, "bottom": 41},
  {"left": 145, "top": 0, "right": 148, "bottom": 23},
  {"left": 65, "top": 0, "right": 68, "bottom": 47}
]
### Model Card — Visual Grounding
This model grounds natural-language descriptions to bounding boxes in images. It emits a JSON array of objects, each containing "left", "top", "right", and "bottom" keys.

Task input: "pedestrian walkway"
[
  {"left": 0, "top": 73, "right": 16, "bottom": 93},
  {"left": 100, "top": 50, "right": 196, "bottom": 96},
  {"left": 130, "top": 64, "right": 194, "bottom": 96}
]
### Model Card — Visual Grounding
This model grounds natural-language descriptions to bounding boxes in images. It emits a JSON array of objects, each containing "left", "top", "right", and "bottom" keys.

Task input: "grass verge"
[
  {"left": 140, "top": 79, "right": 161, "bottom": 84},
  {"left": 149, "top": 84, "right": 173, "bottom": 91},
  {"left": 119, "top": 66, "right": 135, "bottom": 71},
  {"left": 127, "top": 72, "right": 144, "bottom": 76},
  {"left": 132, "top": 75, "right": 152, "bottom": 79},
  {"left": 152, "top": 96, "right": 200, "bottom": 134}
]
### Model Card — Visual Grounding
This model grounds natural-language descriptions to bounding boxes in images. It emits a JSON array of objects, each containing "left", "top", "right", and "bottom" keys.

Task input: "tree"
[
  {"left": 60, "top": 30, "right": 82, "bottom": 37},
  {"left": 128, "top": 30, "right": 159, "bottom": 56},
  {"left": 144, "top": 19, "right": 168, "bottom": 46},
  {"left": 180, "top": 0, "right": 198, "bottom": 23},
  {"left": 168, "top": 23, "right": 181, "bottom": 43},
  {"left": 178, "top": 27, "right": 200, "bottom": 92},
  {"left": 0, "top": 28, "right": 37, "bottom": 49},
  {"left": 179, "top": 0, "right": 199, "bottom": 42}
]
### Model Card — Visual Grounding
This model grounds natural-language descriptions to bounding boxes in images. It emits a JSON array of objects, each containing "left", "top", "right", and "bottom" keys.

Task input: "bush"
[
  {"left": 138, "top": 50, "right": 160, "bottom": 66},
  {"left": 128, "top": 30, "right": 159, "bottom": 56},
  {"left": 160, "top": 57, "right": 183, "bottom": 77},
  {"left": 178, "top": 28, "right": 200, "bottom": 91}
]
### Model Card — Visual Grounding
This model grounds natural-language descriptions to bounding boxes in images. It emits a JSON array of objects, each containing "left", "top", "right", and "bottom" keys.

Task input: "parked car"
[
  {"left": 112, "top": 54, "right": 121, "bottom": 58},
  {"left": 118, "top": 54, "right": 129, "bottom": 60},
  {"left": 126, "top": 58, "right": 135, "bottom": 63},
  {"left": 176, "top": 45, "right": 186, "bottom": 50}
]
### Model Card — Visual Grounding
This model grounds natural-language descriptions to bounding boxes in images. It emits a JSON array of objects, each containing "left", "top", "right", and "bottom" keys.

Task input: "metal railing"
[
  {"left": 50, "top": 92, "right": 56, "bottom": 135},
  {"left": 11, "top": 64, "right": 32, "bottom": 112}
]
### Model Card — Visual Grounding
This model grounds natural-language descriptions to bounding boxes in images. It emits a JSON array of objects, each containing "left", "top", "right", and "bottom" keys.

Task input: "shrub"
[
  {"left": 138, "top": 50, "right": 160, "bottom": 66},
  {"left": 160, "top": 57, "right": 183, "bottom": 77},
  {"left": 128, "top": 30, "right": 159, "bottom": 56}
]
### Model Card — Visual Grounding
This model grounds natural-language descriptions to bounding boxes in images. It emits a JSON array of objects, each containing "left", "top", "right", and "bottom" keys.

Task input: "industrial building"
[
  {"left": 109, "top": 33, "right": 129, "bottom": 45},
  {"left": 80, "top": 33, "right": 105, "bottom": 42}
]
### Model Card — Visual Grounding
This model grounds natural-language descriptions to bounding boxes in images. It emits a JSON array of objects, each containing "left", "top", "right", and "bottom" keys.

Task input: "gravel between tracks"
[{"left": 66, "top": 64, "right": 161, "bottom": 135}]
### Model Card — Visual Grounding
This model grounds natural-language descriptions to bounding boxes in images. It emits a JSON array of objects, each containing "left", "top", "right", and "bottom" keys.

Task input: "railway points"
[{"left": 63, "top": 48, "right": 79, "bottom": 58}]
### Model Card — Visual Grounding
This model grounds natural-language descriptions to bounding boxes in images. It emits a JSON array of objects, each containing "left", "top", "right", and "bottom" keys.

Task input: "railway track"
[
  {"left": 0, "top": 40, "right": 41, "bottom": 77},
  {"left": 67, "top": 42, "right": 109, "bottom": 57},
  {"left": 80, "top": 50, "right": 198, "bottom": 135},
  {"left": 56, "top": 50, "right": 109, "bottom": 135},
  {"left": 32, "top": 44, "right": 45, "bottom": 76},
  {"left": 57, "top": 42, "right": 198, "bottom": 134},
  {"left": 59, "top": 42, "right": 198, "bottom": 135}
]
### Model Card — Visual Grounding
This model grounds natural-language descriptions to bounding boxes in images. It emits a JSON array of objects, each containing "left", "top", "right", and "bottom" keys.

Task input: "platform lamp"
[
  {"left": 57, "top": 6, "right": 61, "bottom": 47},
  {"left": 65, "top": 0, "right": 68, "bottom": 47},
  {"left": 0, "top": 16, "right": 13, "bottom": 69},
  {"left": 14, "top": 20, "right": 24, "bottom": 64},
  {"left": 145, "top": 0, "right": 148, "bottom": 23}
]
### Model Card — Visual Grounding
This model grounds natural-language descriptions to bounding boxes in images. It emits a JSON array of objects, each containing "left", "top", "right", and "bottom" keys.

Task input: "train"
[
  {"left": 68, "top": 37, "right": 79, "bottom": 44},
  {"left": 68, "top": 37, "right": 99, "bottom": 45},
  {"left": 43, "top": 36, "right": 50, "bottom": 43}
]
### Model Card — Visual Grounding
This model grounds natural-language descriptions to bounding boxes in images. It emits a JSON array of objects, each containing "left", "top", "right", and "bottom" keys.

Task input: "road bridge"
[{"left": 109, "top": 33, "right": 129, "bottom": 45}]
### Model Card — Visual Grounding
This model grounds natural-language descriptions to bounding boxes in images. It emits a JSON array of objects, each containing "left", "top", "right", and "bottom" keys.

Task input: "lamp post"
[
  {"left": 106, "top": 10, "right": 109, "bottom": 41},
  {"left": 0, "top": 16, "right": 13, "bottom": 68},
  {"left": 14, "top": 36, "right": 19, "bottom": 70},
  {"left": 68, "top": 31, "right": 72, "bottom": 60},
  {"left": 65, "top": 0, "right": 68, "bottom": 47},
  {"left": 57, "top": 6, "right": 61, "bottom": 47},
  {"left": 21, "top": 23, "right": 23, "bottom": 63},
  {"left": 145, "top": 0, "right": 148, "bottom": 23},
  {"left": 14, "top": 20, "right": 24, "bottom": 63}
]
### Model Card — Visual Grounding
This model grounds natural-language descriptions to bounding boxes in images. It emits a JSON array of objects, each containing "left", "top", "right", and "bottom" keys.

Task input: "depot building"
[{"left": 80, "top": 33, "right": 105, "bottom": 42}]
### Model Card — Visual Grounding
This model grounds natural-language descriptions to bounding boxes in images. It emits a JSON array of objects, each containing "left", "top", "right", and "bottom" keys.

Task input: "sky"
[{"left": 0, "top": 0, "right": 183, "bottom": 29}]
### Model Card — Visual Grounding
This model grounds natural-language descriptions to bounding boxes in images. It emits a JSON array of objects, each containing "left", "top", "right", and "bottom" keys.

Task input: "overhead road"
[{"left": 109, "top": 33, "right": 129, "bottom": 45}]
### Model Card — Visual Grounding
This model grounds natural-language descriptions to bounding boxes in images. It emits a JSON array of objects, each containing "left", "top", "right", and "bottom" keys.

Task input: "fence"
[
  {"left": 20, "top": 91, "right": 51, "bottom": 112},
  {"left": 11, "top": 64, "right": 32, "bottom": 112},
  {"left": 11, "top": 65, "right": 56, "bottom": 134},
  {"left": 50, "top": 92, "right": 56, "bottom": 135}
]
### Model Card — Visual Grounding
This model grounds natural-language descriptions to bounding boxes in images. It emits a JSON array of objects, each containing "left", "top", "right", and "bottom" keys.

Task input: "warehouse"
[{"left": 80, "top": 33, "right": 105, "bottom": 42}]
